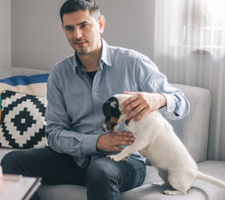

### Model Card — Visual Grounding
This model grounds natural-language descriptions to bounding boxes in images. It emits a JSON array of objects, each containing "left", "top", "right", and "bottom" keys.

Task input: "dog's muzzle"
[{"left": 103, "top": 116, "right": 119, "bottom": 132}]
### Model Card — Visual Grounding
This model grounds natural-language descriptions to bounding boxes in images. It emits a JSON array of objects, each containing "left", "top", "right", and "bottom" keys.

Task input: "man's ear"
[
  {"left": 98, "top": 15, "right": 105, "bottom": 34},
  {"left": 61, "top": 23, "right": 65, "bottom": 31}
]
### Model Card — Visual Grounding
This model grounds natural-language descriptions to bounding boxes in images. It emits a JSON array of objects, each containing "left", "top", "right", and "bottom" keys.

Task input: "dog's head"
[{"left": 103, "top": 94, "right": 130, "bottom": 132}]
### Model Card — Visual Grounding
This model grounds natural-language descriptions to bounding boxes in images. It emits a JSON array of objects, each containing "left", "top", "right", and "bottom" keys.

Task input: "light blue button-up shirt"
[{"left": 45, "top": 39, "right": 190, "bottom": 168}]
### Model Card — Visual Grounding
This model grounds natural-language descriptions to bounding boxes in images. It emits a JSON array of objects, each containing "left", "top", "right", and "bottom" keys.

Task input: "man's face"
[{"left": 62, "top": 10, "right": 105, "bottom": 55}]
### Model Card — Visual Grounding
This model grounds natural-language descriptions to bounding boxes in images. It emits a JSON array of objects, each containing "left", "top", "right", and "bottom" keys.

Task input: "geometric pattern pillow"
[
  {"left": 0, "top": 90, "right": 48, "bottom": 149},
  {"left": 0, "top": 73, "right": 49, "bottom": 124}
]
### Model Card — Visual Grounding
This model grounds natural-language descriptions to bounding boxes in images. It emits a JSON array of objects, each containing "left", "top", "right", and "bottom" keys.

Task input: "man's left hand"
[{"left": 120, "top": 92, "right": 166, "bottom": 121}]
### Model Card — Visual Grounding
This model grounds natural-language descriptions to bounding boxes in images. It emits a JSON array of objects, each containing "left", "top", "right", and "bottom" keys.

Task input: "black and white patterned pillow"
[{"left": 0, "top": 90, "right": 48, "bottom": 149}]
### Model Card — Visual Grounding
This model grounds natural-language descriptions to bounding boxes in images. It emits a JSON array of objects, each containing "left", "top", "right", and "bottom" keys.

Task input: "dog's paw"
[
  {"left": 152, "top": 182, "right": 165, "bottom": 186},
  {"left": 121, "top": 153, "right": 131, "bottom": 161},
  {"left": 122, "top": 157, "right": 128, "bottom": 161},
  {"left": 164, "top": 190, "right": 184, "bottom": 195},
  {"left": 107, "top": 155, "right": 121, "bottom": 162}
]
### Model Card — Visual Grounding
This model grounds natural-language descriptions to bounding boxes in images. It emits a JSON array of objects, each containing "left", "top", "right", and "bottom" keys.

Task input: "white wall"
[
  {"left": 11, "top": 0, "right": 155, "bottom": 70},
  {"left": 11, "top": 0, "right": 70, "bottom": 70},
  {"left": 100, "top": 0, "right": 155, "bottom": 59},
  {"left": 0, "top": 0, "right": 11, "bottom": 68}
]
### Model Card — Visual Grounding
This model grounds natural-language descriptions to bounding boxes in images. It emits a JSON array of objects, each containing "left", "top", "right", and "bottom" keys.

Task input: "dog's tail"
[{"left": 197, "top": 171, "right": 225, "bottom": 189}]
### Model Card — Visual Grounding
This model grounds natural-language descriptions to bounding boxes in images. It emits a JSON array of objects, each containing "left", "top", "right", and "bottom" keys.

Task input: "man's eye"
[
  {"left": 65, "top": 26, "right": 74, "bottom": 31},
  {"left": 81, "top": 24, "right": 87, "bottom": 28}
]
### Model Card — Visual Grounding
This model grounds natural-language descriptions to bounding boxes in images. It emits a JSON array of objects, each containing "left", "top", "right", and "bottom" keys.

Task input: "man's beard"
[
  {"left": 76, "top": 47, "right": 91, "bottom": 55},
  {"left": 73, "top": 39, "right": 90, "bottom": 55}
]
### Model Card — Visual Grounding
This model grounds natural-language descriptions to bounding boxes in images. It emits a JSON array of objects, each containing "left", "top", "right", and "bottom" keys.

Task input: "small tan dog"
[{"left": 103, "top": 94, "right": 225, "bottom": 195}]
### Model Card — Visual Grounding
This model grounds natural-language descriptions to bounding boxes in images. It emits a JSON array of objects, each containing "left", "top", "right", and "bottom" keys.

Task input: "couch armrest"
[{"left": 166, "top": 84, "right": 211, "bottom": 163}]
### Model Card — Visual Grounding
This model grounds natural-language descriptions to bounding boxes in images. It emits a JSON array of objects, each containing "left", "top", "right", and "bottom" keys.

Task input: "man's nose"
[{"left": 74, "top": 28, "right": 82, "bottom": 39}]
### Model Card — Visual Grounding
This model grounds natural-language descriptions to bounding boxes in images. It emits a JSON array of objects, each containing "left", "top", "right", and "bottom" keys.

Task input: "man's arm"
[
  {"left": 120, "top": 92, "right": 166, "bottom": 122},
  {"left": 120, "top": 56, "right": 190, "bottom": 121}
]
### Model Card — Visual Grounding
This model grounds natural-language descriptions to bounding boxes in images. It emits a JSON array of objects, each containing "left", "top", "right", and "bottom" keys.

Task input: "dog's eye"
[{"left": 110, "top": 101, "right": 117, "bottom": 108}]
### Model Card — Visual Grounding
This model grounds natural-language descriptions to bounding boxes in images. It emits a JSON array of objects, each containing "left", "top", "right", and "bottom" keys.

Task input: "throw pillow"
[
  {"left": 0, "top": 73, "right": 49, "bottom": 96},
  {"left": 0, "top": 73, "right": 49, "bottom": 123},
  {"left": 0, "top": 90, "right": 48, "bottom": 149}
]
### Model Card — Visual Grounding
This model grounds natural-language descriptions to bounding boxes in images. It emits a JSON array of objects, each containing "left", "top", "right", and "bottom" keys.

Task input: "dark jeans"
[{"left": 1, "top": 148, "right": 146, "bottom": 200}]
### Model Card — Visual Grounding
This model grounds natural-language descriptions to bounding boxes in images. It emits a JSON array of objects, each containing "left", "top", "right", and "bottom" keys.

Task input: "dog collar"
[{"left": 125, "top": 117, "right": 132, "bottom": 126}]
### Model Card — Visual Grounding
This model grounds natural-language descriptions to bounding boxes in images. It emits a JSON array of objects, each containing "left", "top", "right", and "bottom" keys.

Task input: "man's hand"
[
  {"left": 120, "top": 92, "right": 166, "bottom": 122},
  {"left": 96, "top": 131, "right": 135, "bottom": 152}
]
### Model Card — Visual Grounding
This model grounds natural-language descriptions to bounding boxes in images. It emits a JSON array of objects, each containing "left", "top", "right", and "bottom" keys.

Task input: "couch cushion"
[
  {"left": 38, "top": 161, "right": 225, "bottom": 200},
  {"left": 121, "top": 161, "right": 225, "bottom": 200},
  {"left": 0, "top": 90, "right": 47, "bottom": 149}
]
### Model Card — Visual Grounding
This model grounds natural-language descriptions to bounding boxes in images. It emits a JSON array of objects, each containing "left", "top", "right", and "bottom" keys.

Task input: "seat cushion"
[
  {"left": 38, "top": 161, "right": 225, "bottom": 200},
  {"left": 121, "top": 161, "right": 225, "bottom": 200}
]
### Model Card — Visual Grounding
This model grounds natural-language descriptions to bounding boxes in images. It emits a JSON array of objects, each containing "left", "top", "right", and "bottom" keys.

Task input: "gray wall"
[
  {"left": 10, "top": 0, "right": 155, "bottom": 70},
  {"left": 11, "top": 0, "right": 69, "bottom": 70},
  {"left": 0, "top": 0, "right": 11, "bottom": 68},
  {"left": 99, "top": 0, "right": 155, "bottom": 59}
]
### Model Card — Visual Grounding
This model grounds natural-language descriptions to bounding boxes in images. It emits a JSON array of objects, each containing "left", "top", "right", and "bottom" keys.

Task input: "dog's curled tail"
[{"left": 197, "top": 171, "right": 225, "bottom": 189}]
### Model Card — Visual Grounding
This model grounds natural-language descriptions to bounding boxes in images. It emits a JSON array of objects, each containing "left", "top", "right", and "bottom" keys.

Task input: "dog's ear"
[
  {"left": 103, "top": 97, "right": 121, "bottom": 118},
  {"left": 110, "top": 106, "right": 121, "bottom": 118},
  {"left": 103, "top": 101, "right": 111, "bottom": 117},
  {"left": 108, "top": 97, "right": 120, "bottom": 118},
  {"left": 103, "top": 97, "right": 117, "bottom": 117}
]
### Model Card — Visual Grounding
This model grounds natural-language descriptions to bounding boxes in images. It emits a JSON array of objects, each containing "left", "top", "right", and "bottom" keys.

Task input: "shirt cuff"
[
  {"left": 159, "top": 93, "right": 176, "bottom": 113},
  {"left": 82, "top": 134, "right": 100, "bottom": 155}
]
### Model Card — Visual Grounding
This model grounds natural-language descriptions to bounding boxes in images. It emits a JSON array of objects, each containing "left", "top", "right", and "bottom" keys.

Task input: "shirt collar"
[
  {"left": 100, "top": 38, "right": 112, "bottom": 67},
  {"left": 73, "top": 38, "right": 112, "bottom": 74},
  {"left": 73, "top": 53, "right": 81, "bottom": 74}
]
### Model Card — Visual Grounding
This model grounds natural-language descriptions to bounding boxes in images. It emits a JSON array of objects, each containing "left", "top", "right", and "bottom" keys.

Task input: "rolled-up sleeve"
[{"left": 138, "top": 56, "right": 190, "bottom": 120}]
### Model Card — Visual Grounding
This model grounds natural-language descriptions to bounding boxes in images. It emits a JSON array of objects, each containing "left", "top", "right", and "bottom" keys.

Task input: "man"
[{"left": 1, "top": 0, "right": 190, "bottom": 200}]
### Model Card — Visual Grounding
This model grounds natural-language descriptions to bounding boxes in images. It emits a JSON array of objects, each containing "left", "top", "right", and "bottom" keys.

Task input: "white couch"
[{"left": 0, "top": 67, "right": 225, "bottom": 200}]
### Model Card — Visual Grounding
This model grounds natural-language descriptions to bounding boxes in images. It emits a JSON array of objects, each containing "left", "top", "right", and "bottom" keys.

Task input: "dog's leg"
[
  {"left": 164, "top": 190, "right": 185, "bottom": 195},
  {"left": 121, "top": 153, "right": 132, "bottom": 161},
  {"left": 107, "top": 140, "right": 147, "bottom": 162},
  {"left": 152, "top": 182, "right": 165, "bottom": 186},
  {"left": 152, "top": 170, "right": 169, "bottom": 187},
  {"left": 152, "top": 170, "right": 194, "bottom": 195},
  {"left": 163, "top": 172, "right": 194, "bottom": 195}
]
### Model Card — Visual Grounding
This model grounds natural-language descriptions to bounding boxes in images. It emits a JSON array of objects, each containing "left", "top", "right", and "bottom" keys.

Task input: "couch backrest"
[
  {"left": 0, "top": 68, "right": 211, "bottom": 164},
  {"left": 0, "top": 67, "right": 49, "bottom": 79},
  {"left": 166, "top": 84, "right": 211, "bottom": 163}
]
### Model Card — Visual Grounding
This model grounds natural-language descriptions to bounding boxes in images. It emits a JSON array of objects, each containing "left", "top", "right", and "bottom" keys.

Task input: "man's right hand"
[{"left": 96, "top": 131, "right": 135, "bottom": 152}]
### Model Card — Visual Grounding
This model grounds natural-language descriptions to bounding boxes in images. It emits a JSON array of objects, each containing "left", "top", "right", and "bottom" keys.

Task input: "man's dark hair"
[{"left": 60, "top": 0, "right": 101, "bottom": 23}]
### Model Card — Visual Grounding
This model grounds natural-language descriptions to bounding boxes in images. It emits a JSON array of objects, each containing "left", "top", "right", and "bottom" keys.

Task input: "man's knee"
[
  {"left": 86, "top": 158, "right": 118, "bottom": 184},
  {"left": 85, "top": 158, "right": 121, "bottom": 200},
  {"left": 1, "top": 151, "right": 22, "bottom": 174}
]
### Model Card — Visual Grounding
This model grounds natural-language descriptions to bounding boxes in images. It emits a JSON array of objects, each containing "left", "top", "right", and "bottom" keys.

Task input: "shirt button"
[{"left": 93, "top": 92, "right": 97, "bottom": 95}]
